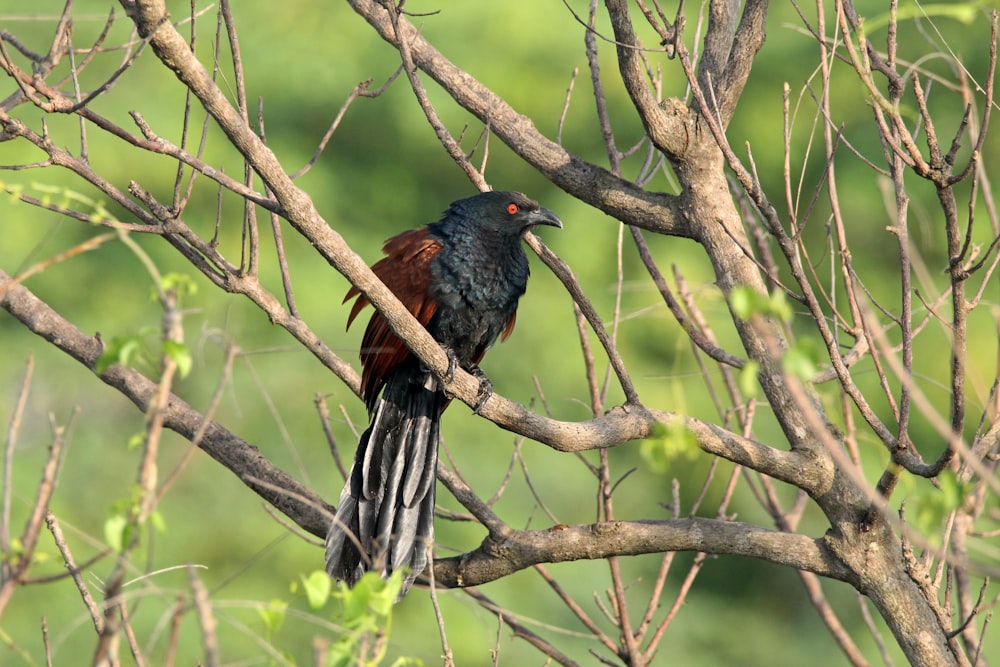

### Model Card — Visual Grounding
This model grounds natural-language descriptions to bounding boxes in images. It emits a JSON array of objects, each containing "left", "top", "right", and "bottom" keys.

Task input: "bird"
[{"left": 325, "top": 190, "right": 561, "bottom": 598}]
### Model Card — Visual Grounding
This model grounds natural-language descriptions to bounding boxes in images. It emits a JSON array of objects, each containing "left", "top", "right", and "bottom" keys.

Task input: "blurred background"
[{"left": 1, "top": 1, "right": 997, "bottom": 665}]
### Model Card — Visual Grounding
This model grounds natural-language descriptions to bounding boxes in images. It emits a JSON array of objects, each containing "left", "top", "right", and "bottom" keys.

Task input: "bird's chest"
[{"left": 427, "top": 241, "right": 528, "bottom": 359}]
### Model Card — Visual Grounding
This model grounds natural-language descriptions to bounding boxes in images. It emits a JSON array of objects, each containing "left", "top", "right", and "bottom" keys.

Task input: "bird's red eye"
[{"left": 506, "top": 203, "right": 519, "bottom": 215}]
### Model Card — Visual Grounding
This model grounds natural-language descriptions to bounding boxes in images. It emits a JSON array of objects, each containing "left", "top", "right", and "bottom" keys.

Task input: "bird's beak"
[{"left": 527, "top": 207, "right": 563, "bottom": 230}]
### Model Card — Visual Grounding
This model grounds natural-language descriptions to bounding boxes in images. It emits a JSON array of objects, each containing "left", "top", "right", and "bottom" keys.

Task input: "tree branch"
[
  {"left": 605, "top": 0, "right": 693, "bottom": 163},
  {"left": 433, "top": 517, "right": 855, "bottom": 588}
]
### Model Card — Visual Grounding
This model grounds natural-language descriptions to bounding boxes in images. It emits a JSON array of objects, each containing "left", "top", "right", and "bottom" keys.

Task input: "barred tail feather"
[{"left": 325, "top": 366, "right": 443, "bottom": 597}]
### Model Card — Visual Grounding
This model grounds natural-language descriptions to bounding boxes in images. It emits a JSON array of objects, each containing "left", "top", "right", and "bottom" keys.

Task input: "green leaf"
[
  {"left": 729, "top": 286, "right": 792, "bottom": 324},
  {"left": 389, "top": 658, "right": 425, "bottom": 667},
  {"left": 782, "top": 343, "right": 818, "bottom": 381},
  {"left": 640, "top": 419, "right": 699, "bottom": 472},
  {"left": 257, "top": 598, "right": 287, "bottom": 633},
  {"left": 337, "top": 579, "right": 368, "bottom": 617},
  {"left": 729, "top": 285, "right": 756, "bottom": 320},
  {"left": 160, "top": 272, "right": 198, "bottom": 298},
  {"left": 149, "top": 510, "right": 167, "bottom": 535},
  {"left": 370, "top": 569, "right": 404, "bottom": 616},
  {"left": 96, "top": 335, "right": 144, "bottom": 374},
  {"left": 5, "top": 538, "right": 24, "bottom": 561},
  {"left": 104, "top": 514, "right": 128, "bottom": 552},
  {"left": 127, "top": 432, "right": 145, "bottom": 451},
  {"left": 738, "top": 359, "right": 760, "bottom": 398},
  {"left": 333, "top": 570, "right": 403, "bottom": 631},
  {"left": 769, "top": 289, "right": 792, "bottom": 323},
  {"left": 300, "top": 570, "right": 332, "bottom": 610},
  {"left": 162, "top": 340, "right": 192, "bottom": 378},
  {"left": 907, "top": 470, "right": 969, "bottom": 545},
  {"left": 337, "top": 578, "right": 376, "bottom": 632},
  {"left": 327, "top": 639, "right": 357, "bottom": 667}
]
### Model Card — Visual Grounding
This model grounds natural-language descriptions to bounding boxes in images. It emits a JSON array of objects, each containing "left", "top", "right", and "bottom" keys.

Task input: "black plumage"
[{"left": 325, "top": 191, "right": 561, "bottom": 597}]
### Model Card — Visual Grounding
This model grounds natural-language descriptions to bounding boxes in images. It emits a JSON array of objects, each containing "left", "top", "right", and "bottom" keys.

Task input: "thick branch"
[
  {"left": 433, "top": 517, "right": 855, "bottom": 588},
  {"left": 697, "top": 0, "right": 740, "bottom": 116},
  {"left": 713, "top": 0, "right": 768, "bottom": 123},
  {"left": 604, "top": 0, "right": 692, "bottom": 161},
  {"left": 683, "top": 415, "right": 832, "bottom": 496}
]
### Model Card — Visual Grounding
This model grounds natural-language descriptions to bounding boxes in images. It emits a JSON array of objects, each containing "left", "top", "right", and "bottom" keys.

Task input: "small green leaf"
[
  {"left": 371, "top": 569, "right": 404, "bottom": 616},
  {"left": 119, "top": 338, "right": 141, "bottom": 367},
  {"left": 729, "top": 285, "right": 756, "bottom": 320},
  {"left": 300, "top": 570, "right": 332, "bottom": 610},
  {"left": 782, "top": 345, "right": 817, "bottom": 381},
  {"left": 640, "top": 419, "right": 699, "bottom": 472},
  {"left": 6, "top": 538, "right": 24, "bottom": 561},
  {"left": 95, "top": 342, "right": 118, "bottom": 375},
  {"left": 327, "top": 640, "right": 356, "bottom": 667},
  {"left": 333, "top": 570, "right": 403, "bottom": 632},
  {"left": 907, "top": 470, "right": 970, "bottom": 545},
  {"left": 864, "top": 2, "right": 984, "bottom": 33},
  {"left": 730, "top": 286, "right": 793, "bottom": 323},
  {"left": 104, "top": 514, "right": 128, "bottom": 552},
  {"left": 738, "top": 359, "right": 760, "bottom": 397},
  {"left": 161, "top": 272, "right": 198, "bottom": 298},
  {"left": 769, "top": 289, "right": 792, "bottom": 323},
  {"left": 389, "top": 658, "right": 425, "bottom": 667},
  {"left": 149, "top": 510, "right": 166, "bottom": 535},
  {"left": 337, "top": 578, "right": 375, "bottom": 631},
  {"left": 257, "top": 598, "right": 287, "bottom": 633},
  {"left": 127, "top": 432, "right": 145, "bottom": 451},
  {"left": 162, "top": 340, "right": 192, "bottom": 378},
  {"left": 96, "top": 335, "right": 144, "bottom": 374}
]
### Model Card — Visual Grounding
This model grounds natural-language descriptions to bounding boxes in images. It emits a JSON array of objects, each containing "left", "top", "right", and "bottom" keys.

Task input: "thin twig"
[
  {"left": 189, "top": 565, "right": 220, "bottom": 667},
  {"left": 1, "top": 355, "right": 33, "bottom": 561}
]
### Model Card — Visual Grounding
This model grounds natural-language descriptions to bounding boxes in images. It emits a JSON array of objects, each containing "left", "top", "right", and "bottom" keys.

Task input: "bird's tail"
[{"left": 325, "top": 365, "right": 445, "bottom": 596}]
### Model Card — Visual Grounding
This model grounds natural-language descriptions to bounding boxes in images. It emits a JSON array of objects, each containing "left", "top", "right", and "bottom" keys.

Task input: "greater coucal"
[{"left": 325, "top": 191, "right": 561, "bottom": 597}]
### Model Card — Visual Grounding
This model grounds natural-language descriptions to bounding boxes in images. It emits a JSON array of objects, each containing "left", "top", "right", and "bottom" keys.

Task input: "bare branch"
[{"left": 433, "top": 517, "right": 852, "bottom": 588}]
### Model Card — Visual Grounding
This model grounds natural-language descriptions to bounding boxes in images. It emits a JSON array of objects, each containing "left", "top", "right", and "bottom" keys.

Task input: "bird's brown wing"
[
  {"left": 500, "top": 312, "right": 517, "bottom": 343},
  {"left": 344, "top": 228, "right": 442, "bottom": 406}
]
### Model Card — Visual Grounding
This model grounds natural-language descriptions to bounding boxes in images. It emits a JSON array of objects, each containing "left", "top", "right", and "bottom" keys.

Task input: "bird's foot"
[
  {"left": 430, "top": 352, "right": 492, "bottom": 412},
  {"left": 469, "top": 365, "right": 493, "bottom": 414},
  {"left": 443, "top": 348, "right": 460, "bottom": 383},
  {"left": 422, "top": 347, "right": 460, "bottom": 383},
  {"left": 429, "top": 348, "right": 462, "bottom": 399}
]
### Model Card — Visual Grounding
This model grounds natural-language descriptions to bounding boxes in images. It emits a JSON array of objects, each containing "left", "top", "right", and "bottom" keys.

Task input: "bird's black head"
[{"left": 447, "top": 191, "right": 562, "bottom": 237}]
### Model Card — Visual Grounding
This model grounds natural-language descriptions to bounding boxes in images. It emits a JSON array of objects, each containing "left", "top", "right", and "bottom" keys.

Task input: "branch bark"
[{"left": 433, "top": 517, "right": 855, "bottom": 588}]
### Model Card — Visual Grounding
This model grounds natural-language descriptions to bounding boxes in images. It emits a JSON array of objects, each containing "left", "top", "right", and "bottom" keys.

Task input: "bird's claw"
[
  {"left": 431, "top": 352, "right": 492, "bottom": 413},
  {"left": 470, "top": 365, "right": 493, "bottom": 415},
  {"left": 443, "top": 348, "right": 459, "bottom": 383},
  {"left": 430, "top": 348, "right": 462, "bottom": 399}
]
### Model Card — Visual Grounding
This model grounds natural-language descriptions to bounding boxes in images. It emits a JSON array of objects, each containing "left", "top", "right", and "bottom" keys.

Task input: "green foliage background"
[{"left": 1, "top": 1, "right": 998, "bottom": 665}]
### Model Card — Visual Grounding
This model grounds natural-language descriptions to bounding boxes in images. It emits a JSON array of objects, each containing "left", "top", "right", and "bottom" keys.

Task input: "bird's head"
[{"left": 448, "top": 190, "right": 562, "bottom": 237}]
